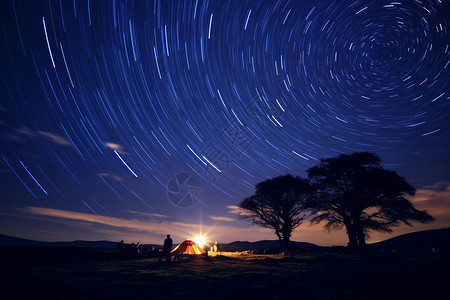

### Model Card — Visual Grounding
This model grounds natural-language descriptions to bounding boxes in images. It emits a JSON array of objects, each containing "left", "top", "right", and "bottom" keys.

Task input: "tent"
[{"left": 170, "top": 240, "right": 206, "bottom": 258}]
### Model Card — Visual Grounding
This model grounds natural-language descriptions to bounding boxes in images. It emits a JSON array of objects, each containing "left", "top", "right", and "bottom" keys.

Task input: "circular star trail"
[{"left": 0, "top": 0, "right": 449, "bottom": 238}]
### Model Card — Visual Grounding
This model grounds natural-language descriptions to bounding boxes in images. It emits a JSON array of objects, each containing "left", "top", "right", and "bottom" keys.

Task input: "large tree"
[
  {"left": 307, "top": 152, "right": 434, "bottom": 254},
  {"left": 238, "top": 174, "right": 310, "bottom": 251}
]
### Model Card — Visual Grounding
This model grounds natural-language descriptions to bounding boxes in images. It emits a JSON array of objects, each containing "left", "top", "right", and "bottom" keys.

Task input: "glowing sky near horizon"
[{"left": 0, "top": 0, "right": 449, "bottom": 245}]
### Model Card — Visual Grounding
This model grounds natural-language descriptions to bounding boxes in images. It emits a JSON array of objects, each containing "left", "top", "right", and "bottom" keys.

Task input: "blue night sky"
[{"left": 1, "top": 0, "right": 449, "bottom": 246}]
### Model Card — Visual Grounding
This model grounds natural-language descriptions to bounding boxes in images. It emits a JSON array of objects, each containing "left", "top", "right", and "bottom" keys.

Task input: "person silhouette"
[
  {"left": 213, "top": 241, "right": 221, "bottom": 254},
  {"left": 116, "top": 240, "right": 124, "bottom": 249},
  {"left": 160, "top": 234, "right": 172, "bottom": 262}
]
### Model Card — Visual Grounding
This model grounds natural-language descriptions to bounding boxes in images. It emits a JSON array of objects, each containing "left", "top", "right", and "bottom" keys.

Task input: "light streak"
[
  {"left": 60, "top": 42, "right": 74, "bottom": 87},
  {"left": 244, "top": 9, "right": 252, "bottom": 30},
  {"left": 187, "top": 145, "right": 206, "bottom": 165},
  {"left": 19, "top": 160, "right": 48, "bottom": 195},
  {"left": 3, "top": 157, "right": 37, "bottom": 199},
  {"left": 202, "top": 156, "right": 221, "bottom": 172},
  {"left": 42, "top": 17, "right": 55, "bottom": 68},
  {"left": 114, "top": 150, "right": 138, "bottom": 177}
]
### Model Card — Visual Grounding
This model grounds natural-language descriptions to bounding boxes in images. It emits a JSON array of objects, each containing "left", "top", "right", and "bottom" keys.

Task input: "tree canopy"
[
  {"left": 238, "top": 174, "right": 311, "bottom": 251},
  {"left": 307, "top": 152, "right": 435, "bottom": 254}
]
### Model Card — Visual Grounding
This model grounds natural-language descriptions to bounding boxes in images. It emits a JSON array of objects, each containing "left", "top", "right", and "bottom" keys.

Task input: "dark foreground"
[{"left": 1, "top": 247, "right": 449, "bottom": 300}]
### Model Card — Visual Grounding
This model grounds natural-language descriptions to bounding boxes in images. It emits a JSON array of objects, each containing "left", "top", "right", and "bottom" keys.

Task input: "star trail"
[{"left": 0, "top": 0, "right": 449, "bottom": 245}]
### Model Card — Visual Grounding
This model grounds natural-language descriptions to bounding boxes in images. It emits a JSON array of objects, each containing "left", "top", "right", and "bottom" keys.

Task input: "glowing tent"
[{"left": 170, "top": 240, "right": 206, "bottom": 257}]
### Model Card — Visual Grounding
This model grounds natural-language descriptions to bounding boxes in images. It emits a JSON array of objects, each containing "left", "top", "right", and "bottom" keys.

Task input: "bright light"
[{"left": 193, "top": 236, "right": 206, "bottom": 248}]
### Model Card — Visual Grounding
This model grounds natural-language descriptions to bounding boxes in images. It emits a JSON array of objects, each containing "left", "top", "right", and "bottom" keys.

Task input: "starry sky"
[{"left": 1, "top": 0, "right": 449, "bottom": 246}]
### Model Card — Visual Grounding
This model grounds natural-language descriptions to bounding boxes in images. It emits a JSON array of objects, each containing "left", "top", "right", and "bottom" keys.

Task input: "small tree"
[
  {"left": 238, "top": 174, "right": 310, "bottom": 251},
  {"left": 307, "top": 152, "right": 435, "bottom": 254}
]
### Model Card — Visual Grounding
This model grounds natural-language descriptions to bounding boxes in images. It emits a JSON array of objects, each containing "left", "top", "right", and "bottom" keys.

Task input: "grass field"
[{"left": 1, "top": 248, "right": 449, "bottom": 299}]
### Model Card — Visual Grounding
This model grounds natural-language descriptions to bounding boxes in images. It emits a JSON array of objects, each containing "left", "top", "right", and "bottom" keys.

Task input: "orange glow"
[
  {"left": 171, "top": 240, "right": 205, "bottom": 255},
  {"left": 193, "top": 236, "right": 206, "bottom": 248}
]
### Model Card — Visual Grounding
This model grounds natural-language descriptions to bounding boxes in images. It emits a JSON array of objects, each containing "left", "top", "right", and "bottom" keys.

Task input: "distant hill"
[
  {"left": 0, "top": 234, "right": 47, "bottom": 247},
  {"left": 0, "top": 234, "right": 119, "bottom": 248},
  {"left": 368, "top": 227, "right": 450, "bottom": 255},
  {"left": 0, "top": 234, "right": 162, "bottom": 249},
  {"left": 219, "top": 240, "right": 319, "bottom": 252}
]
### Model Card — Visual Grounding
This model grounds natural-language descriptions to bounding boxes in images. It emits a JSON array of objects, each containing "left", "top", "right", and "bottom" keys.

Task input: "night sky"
[{"left": 1, "top": 0, "right": 449, "bottom": 246}]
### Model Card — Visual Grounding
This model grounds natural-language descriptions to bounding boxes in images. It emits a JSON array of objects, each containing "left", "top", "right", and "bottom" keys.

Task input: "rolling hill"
[
  {"left": 0, "top": 234, "right": 118, "bottom": 248},
  {"left": 368, "top": 227, "right": 450, "bottom": 255}
]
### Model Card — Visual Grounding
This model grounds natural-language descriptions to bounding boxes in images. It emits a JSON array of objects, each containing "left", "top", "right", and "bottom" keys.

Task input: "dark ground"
[{"left": 0, "top": 247, "right": 449, "bottom": 300}]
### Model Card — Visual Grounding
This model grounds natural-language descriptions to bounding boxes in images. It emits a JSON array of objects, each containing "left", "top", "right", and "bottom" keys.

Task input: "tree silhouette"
[
  {"left": 238, "top": 174, "right": 310, "bottom": 251},
  {"left": 307, "top": 152, "right": 435, "bottom": 254}
]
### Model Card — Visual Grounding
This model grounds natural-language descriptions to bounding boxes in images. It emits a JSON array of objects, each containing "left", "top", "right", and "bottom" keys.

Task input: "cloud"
[
  {"left": 16, "top": 127, "right": 37, "bottom": 137},
  {"left": 98, "top": 173, "right": 125, "bottom": 182},
  {"left": 18, "top": 207, "right": 253, "bottom": 241},
  {"left": 210, "top": 216, "right": 234, "bottom": 222},
  {"left": 227, "top": 205, "right": 253, "bottom": 218},
  {"left": 227, "top": 205, "right": 241, "bottom": 214},
  {"left": 22, "top": 206, "right": 174, "bottom": 231},
  {"left": 127, "top": 211, "right": 170, "bottom": 219},
  {"left": 104, "top": 142, "right": 128, "bottom": 154},
  {"left": 6, "top": 134, "right": 25, "bottom": 142},
  {"left": 8, "top": 126, "right": 73, "bottom": 147},
  {"left": 39, "top": 131, "right": 70, "bottom": 146},
  {"left": 13, "top": 127, "right": 71, "bottom": 146},
  {"left": 412, "top": 182, "right": 450, "bottom": 203},
  {"left": 409, "top": 181, "right": 450, "bottom": 226},
  {"left": 37, "top": 131, "right": 72, "bottom": 146}
]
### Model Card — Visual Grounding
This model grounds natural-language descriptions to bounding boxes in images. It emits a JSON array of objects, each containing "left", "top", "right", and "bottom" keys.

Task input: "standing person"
[
  {"left": 213, "top": 241, "right": 221, "bottom": 254},
  {"left": 116, "top": 240, "right": 124, "bottom": 249},
  {"left": 160, "top": 234, "right": 173, "bottom": 262}
]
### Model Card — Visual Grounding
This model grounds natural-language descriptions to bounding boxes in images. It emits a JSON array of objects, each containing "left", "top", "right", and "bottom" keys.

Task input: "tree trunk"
[
  {"left": 282, "top": 235, "right": 290, "bottom": 252},
  {"left": 275, "top": 231, "right": 283, "bottom": 249},
  {"left": 357, "top": 229, "right": 369, "bottom": 256},
  {"left": 281, "top": 227, "right": 291, "bottom": 252},
  {"left": 345, "top": 224, "right": 358, "bottom": 253}
]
